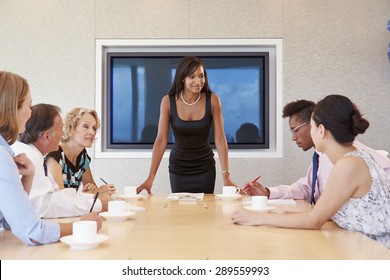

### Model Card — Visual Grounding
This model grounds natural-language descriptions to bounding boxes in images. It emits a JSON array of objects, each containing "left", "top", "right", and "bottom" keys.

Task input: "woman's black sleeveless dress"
[{"left": 169, "top": 92, "right": 216, "bottom": 193}]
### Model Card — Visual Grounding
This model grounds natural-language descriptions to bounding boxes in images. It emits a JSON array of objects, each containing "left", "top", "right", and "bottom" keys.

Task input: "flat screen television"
[{"left": 106, "top": 52, "right": 269, "bottom": 149}]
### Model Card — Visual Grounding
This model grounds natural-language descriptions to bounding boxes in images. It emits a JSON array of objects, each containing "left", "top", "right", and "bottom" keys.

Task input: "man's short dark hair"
[
  {"left": 19, "top": 103, "right": 61, "bottom": 144},
  {"left": 282, "top": 100, "right": 316, "bottom": 122}
]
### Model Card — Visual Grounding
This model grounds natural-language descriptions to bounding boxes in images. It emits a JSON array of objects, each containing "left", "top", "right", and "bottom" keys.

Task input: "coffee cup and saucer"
[
  {"left": 215, "top": 186, "right": 242, "bottom": 200},
  {"left": 60, "top": 221, "right": 109, "bottom": 250},
  {"left": 243, "top": 195, "right": 275, "bottom": 212},
  {"left": 99, "top": 200, "right": 135, "bottom": 222},
  {"left": 117, "top": 186, "right": 144, "bottom": 201}
]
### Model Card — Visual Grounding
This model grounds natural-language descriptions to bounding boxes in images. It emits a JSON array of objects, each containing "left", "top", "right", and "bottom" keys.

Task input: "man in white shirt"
[{"left": 12, "top": 104, "right": 110, "bottom": 218}]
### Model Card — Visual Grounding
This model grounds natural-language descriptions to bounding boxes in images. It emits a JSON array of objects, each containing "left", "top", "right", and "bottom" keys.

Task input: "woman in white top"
[{"left": 232, "top": 94, "right": 390, "bottom": 248}]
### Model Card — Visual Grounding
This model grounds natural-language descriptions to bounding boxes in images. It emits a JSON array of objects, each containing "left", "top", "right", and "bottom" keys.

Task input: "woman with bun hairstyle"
[{"left": 232, "top": 94, "right": 390, "bottom": 248}]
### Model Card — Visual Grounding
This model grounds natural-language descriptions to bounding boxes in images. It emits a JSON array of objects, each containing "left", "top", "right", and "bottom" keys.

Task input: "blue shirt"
[{"left": 0, "top": 135, "right": 60, "bottom": 245}]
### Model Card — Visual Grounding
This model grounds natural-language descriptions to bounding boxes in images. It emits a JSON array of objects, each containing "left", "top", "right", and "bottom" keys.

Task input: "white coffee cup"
[
  {"left": 222, "top": 186, "right": 240, "bottom": 196},
  {"left": 251, "top": 195, "right": 268, "bottom": 209},
  {"left": 108, "top": 200, "right": 126, "bottom": 214},
  {"left": 72, "top": 221, "right": 97, "bottom": 242},
  {"left": 123, "top": 186, "right": 137, "bottom": 197}
]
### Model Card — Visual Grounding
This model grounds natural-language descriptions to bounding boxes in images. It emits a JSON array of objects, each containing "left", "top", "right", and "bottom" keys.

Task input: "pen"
[
  {"left": 100, "top": 177, "right": 108, "bottom": 185},
  {"left": 89, "top": 192, "right": 99, "bottom": 212},
  {"left": 251, "top": 175, "right": 261, "bottom": 183},
  {"left": 243, "top": 175, "right": 262, "bottom": 191}
]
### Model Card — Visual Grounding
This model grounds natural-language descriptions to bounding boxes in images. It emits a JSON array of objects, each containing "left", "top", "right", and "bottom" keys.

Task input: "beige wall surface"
[{"left": 1, "top": 0, "right": 389, "bottom": 194}]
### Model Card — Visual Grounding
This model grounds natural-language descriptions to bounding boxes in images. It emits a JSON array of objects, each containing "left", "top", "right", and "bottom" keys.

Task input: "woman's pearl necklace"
[{"left": 180, "top": 91, "right": 201, "bottom": 106}]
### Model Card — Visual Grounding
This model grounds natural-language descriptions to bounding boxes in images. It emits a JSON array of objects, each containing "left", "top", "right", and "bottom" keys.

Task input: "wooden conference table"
[{"left": 1, "top": 194, "right": 389, "bottom": 260}]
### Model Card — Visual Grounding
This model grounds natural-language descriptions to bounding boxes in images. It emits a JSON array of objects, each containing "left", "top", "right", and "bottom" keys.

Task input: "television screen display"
[{"left": 106, "top": 52, "right": 269, "bottom": 149}]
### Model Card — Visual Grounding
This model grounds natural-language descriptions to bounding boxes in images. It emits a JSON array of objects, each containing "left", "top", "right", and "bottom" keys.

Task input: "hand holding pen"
[
  {"left": 241, "top": 175, "right": 261, "bottom": 195},
  {"left": 99, "top": 178, "right": 116, "bottom": 195},
  {"left": 243, "top": 175, "right": 261, "bottom": 189}
]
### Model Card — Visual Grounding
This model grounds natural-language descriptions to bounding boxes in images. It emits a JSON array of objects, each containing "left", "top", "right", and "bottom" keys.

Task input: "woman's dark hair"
[
  {"left": 312, "top": 94, "right": 369, "bottom": 144},
  {"left": 168, "top": 56, "right": 212, "bottom": 98}
]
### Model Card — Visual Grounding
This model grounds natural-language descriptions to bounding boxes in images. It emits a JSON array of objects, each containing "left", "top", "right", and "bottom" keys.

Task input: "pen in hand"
[
  {"left": 90, "top": 192, "right": 99, "bottom": 212},
  {"left": 243, "top": 175, "right": 262, "bottom": 191},
  {"left": 251, "top": 175, "right": 262, "bottom": 183},
  {"left": 99, "top": 177, "right": 116, "bottom": 195}
]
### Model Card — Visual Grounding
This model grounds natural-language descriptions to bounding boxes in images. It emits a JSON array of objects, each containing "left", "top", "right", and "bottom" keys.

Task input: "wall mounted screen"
[{"left": 106, "top": 52, "right": 269, "bottom": 149}]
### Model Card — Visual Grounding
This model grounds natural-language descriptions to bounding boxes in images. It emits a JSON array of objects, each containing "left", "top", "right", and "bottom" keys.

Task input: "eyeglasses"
[{"left": 290, "top": 121, "right": 309, "bottom": 134}]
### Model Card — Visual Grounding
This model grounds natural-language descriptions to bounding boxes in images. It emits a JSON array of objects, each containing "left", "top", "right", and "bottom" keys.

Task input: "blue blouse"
[{"left": 0, "top": 135, "right": 60, "bottom": 245}]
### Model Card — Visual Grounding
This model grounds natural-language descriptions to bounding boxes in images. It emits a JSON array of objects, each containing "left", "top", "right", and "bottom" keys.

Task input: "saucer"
[
  {"left": 60, "top": 234, "right": 109, "bottom": 250},
  {"left": 118, "top": 194, "right": 144, "bottom": 201},
  {"left": 99, "top": 211, "right": 135, "bottom": 222},
  {"left": 216, "top": 194, "right": 242, "bottom": 200},
  {"left": 243, "top": 205, "right": 275, "bottom": 213},
  {"left": 241, "top": 198, "right": 251, "bottom": 205}
]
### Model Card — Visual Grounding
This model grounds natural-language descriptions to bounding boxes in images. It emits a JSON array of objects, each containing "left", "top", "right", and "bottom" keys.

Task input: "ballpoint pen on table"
[{"left": 90, "top": 192, "right": 99, "bottom": 212}]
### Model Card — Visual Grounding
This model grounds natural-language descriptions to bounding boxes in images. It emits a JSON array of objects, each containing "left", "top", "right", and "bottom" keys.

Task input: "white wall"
[{"left": 1, "top": 0, "right": 389, "bottom": 194}]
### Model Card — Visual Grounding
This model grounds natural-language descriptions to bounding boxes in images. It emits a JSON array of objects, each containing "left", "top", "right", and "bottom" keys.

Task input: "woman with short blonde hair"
[
  {"left": 61, "top": 108, "right": 100, "bottom": 143},
  {"left": 46, "top": 107, "right": 114, "bottom": 195}
]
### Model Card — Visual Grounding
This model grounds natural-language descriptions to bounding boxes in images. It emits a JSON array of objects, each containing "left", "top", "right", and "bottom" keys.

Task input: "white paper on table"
[
  {"left": 268, "top": 199, "right": 296, "bottom": 206},
  {"left": 167, "top": 193, "right": 204, "bottom": 201}
]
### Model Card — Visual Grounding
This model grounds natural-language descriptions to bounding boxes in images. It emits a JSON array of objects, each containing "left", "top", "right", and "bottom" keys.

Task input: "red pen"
[
  {"left": 251, "top": 175, "right": 261, "bottom": 183},
  {"left": 243, "top": 175, "right": 261, "bottom": 191}
]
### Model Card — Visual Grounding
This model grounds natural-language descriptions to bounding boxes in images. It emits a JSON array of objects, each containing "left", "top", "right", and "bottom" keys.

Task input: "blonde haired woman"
[
  {"left": 46, "top": 107, "right": 115, "bottom": 195},
  {"left": 0, "top": 71, "right": 102, "bottom": 245}
]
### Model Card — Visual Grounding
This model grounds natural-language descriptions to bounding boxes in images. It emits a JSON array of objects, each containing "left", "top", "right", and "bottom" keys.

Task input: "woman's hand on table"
[
  {"left": 137, "top": 178, "right": 153, "bottom": 195},
  {"left": 231, "top": 210, "right": 263, "bottom": 226}
]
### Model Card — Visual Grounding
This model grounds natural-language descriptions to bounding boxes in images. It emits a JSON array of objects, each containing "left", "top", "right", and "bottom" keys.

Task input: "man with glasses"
[{"left": 243, "top": 99, "right": 390, "bottom": 203}]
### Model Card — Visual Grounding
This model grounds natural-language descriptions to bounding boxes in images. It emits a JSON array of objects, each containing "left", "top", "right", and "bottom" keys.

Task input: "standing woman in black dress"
[{"left": 137, "top": 56, "right": 236, "bottom": 194}]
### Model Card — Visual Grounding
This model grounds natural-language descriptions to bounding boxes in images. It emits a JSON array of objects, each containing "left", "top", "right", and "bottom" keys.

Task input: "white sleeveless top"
[{"left": 332, "top": 150, "right": 390, "bottom": 248}]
